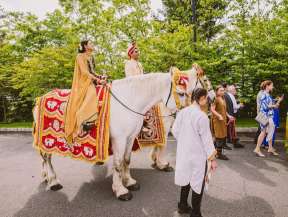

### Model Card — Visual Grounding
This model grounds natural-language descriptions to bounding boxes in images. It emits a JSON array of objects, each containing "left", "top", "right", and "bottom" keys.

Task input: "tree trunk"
[{"left": 1, "top": 96, "right": 7, "bottom": 122}]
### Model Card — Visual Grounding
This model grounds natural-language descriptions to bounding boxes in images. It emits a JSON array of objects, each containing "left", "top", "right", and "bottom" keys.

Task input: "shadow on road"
[
  {"left": 13, "top": 167, "right": 275, "bottom": 217},
  {"left": 13, "top": 168, "right": 177, "bottom": 217},
  {"left": 224, "top": 143, "right": 288, "bottom": 187},
  {"left": 201, "top": 194, "right": 275, "bottom": 217}
]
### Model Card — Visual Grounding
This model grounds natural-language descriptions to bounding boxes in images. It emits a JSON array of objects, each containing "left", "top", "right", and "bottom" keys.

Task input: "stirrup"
[{"left": 82, "top": 121, "right": 95, "bottom": 131}]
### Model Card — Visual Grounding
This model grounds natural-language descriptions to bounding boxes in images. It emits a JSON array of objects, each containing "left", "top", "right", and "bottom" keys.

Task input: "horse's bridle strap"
[
  {"left": 109, "top": 86, "right": 175, "bottom": 118},
  {"left": 165, "top": 82, "right": 173, "bottom": 107}
]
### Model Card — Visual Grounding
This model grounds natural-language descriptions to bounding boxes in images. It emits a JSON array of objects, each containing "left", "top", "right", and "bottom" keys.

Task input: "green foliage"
[
  {"left": 162, "top": 0, "right": 229, "bottom": 42},
  {"left": 0, "top": 0, "right": 287, "bottom": 122}
]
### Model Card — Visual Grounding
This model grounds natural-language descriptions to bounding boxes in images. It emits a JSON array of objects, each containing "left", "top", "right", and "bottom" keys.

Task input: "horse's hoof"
[
  {"left": 162, "top": 165, "right": 174, "bottom": 172},
  {"left": 156, "top": 164, "right": 174, "bottom": 172},
  {"left": 118, "top": 192, "right": 133, "bottom": 201},
  {"left": 127, "top": 182, "right": 140, "bottom": 191},
  {"left": 41, "top": 179, "right": 48, "bottom": 184},
  {"left": 50, "top": 183, "right": 63, "bottom": 191},
  {"left": 151, "top": 163, "right": 157, "bottom": 169},
  {"left": 95, "top": 162, "right": 104, "bottom": 166}
]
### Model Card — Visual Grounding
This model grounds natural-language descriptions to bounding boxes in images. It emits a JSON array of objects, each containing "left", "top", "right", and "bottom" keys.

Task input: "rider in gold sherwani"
[{"left": 65, "top": 40, "right": 105, "bottom": 144}]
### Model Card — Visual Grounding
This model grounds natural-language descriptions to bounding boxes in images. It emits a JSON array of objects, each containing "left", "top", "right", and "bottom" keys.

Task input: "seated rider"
[{"left": 64, "top": 40, "right": 106, "bottom": 144}]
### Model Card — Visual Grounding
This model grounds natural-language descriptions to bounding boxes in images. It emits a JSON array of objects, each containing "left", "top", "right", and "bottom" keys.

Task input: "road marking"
[{"left": 142, "top": 207, "right": 150, "bottom": 216}]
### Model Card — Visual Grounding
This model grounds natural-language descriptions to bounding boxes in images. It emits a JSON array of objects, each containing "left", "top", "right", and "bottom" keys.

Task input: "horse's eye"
[{"left": 178, "top": 93, "right": 185, "bottom": 97}]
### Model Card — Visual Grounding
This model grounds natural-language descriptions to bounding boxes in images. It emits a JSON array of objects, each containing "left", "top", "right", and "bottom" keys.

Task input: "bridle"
[
  {"left": 109, "top": 86, "right": 175, "bottom": 118},
  {"left": 191, "top": 75, "right": 213, "bottom": 98},
  {"left": 165, "top": 82, "right": 173, "bottom": 107}
]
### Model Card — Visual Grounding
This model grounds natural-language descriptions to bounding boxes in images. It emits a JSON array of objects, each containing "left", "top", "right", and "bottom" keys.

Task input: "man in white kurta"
[
  {"left": 124, "top": 42, "right": 173, "bottom": 172},
  {"left": 125, "top": 42, "right": 144, "bottom": 77},
  {"left": 172, "top": 88, "right": 217, "bottom": 216}
]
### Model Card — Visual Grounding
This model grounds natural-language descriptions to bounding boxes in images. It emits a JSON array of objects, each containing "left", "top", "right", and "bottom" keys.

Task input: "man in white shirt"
[
  {"left": 224, "top": 85, "right": 244, "bottom": 148},
  {"left": 125, "top": 42, "right": 144, "bottom": 77},
  {"left": 172, "top": 88, "right": 217, "bottom": 217},
  {"left": 227, "top": 85, "right": 243, "bottom": 116}
]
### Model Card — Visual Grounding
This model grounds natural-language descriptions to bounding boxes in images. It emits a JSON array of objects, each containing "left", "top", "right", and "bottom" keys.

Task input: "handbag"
[{"left": 255, "top": 112, "right": 269, "bottom": 126}]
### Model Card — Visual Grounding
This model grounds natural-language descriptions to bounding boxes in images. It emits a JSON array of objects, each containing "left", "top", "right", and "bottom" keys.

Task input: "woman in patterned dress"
[{"left": 254, "top": 80, "right": 282, "bottom": 157}]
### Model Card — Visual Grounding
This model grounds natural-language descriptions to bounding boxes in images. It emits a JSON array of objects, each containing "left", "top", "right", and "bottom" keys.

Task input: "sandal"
[
  {"left": 268, "top": 149, "right": 279, "bottom": 156},
  {"left": 253, "top": 149, "right": 265, "bottom": 157}
]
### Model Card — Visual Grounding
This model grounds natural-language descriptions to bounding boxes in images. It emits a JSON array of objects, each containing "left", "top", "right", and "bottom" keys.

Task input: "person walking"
[
  {"left": 254, "top": 80, "right": 281, "bottom": 157},
  {"left": 172, "top": 88, "right": 217, "bottom": 217}
]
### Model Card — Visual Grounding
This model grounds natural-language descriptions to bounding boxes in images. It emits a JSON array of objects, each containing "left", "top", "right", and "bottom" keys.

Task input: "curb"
[
  {"left": 236, "top": 127, "right": 258, "bottom": 133},
  {"left": 0, "top": 127, "right": 258, "bottom": 133},
  {"left": 0, "top": 128, "right": 32, "bottom": 132}
]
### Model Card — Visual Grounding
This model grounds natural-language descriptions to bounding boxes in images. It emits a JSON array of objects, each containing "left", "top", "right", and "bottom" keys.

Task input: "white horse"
[
  {"left": 33, "top": 71, "right": 191, "bottom": 201},
  {"left": 150, "top": 65, "right": 215, "bottom": 171}
]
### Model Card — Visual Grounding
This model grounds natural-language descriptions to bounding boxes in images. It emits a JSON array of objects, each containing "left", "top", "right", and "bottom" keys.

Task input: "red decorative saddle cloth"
[
  {"left": 137, "top": 105, "right": 166, "bottom": 147},
  {"left": 33, "top": 88, "right": 166, "bottom": 164},
  {"left": 33, "top": 87, "right": 111, "bottom": 163}
]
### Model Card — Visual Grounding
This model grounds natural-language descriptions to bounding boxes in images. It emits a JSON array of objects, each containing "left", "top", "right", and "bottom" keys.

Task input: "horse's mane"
[
  {"left": 112, "top": 68, "right": 199, "bottom": 96},
  {"left": 113, "top": 73, "right": 170, "bottom": 96},
  {"left": 113, "top": 72, "right": 167, "bottom": 85}
]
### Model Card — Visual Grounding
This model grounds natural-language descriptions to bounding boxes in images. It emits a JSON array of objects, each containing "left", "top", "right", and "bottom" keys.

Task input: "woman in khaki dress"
[{"left": 211, "top": 85, "right": 233, "bottom": 160}]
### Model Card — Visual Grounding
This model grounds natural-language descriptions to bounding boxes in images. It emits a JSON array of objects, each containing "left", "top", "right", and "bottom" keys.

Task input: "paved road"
[{"left": 0, "top": 134, "right": 288, "bottom": 217}]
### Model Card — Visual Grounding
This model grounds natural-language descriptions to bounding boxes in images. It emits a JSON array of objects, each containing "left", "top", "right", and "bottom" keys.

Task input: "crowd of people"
[
  {"left": 203, "top": 80, "right": 284, "bottom": 161},
  {"left": 172, "top": 81, "right": 284, "bottom": 216},
  {"left": 210, "top": 83, "right": 244, "bottom": 161}
]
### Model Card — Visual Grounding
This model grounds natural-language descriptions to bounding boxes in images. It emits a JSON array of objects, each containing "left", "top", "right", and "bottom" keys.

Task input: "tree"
[
  {"left": 162, "top": 0, "right": 229, "bottom": 43},
  {"left": 59, "top": 0, "right": 152, "bottom": 78},
  {"left": 0, "top": 0, "right": 287, "bottom": 122}
]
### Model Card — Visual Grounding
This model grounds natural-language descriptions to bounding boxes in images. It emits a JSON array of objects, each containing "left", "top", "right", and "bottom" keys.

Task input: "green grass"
[
  {"left": 0, "top": 122, "right": 33, "bottom": 128},
  {"left": 236, "top": 118, "right": 286, "bottom": 128},
  {"left": 1, "top": 119, "right": 257, "bottom": 128},
  {"left": 0, "top": 118, "right": 284, "bottom": 129},
  {"left": 236, "top": 118, "right": 258, "bottom": 128}
]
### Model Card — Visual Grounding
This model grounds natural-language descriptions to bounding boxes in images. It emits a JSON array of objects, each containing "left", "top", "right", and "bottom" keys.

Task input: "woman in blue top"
[
  {"left": 262, "top": 97, "right": 283, "bottom": 148},
  {"left": 254, "top": 80, "right": 282, "bottom": 157}
]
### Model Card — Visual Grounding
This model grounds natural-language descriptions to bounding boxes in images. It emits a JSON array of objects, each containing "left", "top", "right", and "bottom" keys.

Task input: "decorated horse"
[
  {"left": 148, "top": 64, "right": 215, "bottom": 171},
  {"left": 33, "top": 69, "right": 194, "bottom": 201}
]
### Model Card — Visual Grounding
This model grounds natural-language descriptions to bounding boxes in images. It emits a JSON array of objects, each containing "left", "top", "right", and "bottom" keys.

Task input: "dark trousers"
[
  {"left": 179, "top": 163, "right": 207, "bottom": 217},
  {"left": 215, "top": 138, "right": 226, "bottom": 155},
  {"left": 227, "top": 119, "right": 237, "bottom": 143}
]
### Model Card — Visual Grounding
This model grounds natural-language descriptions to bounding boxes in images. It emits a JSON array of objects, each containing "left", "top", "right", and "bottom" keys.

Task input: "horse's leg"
[
  {"left": 152, "top": 116, "right": 174, "bottom": 172},
  {"left": 43, "top": 152, "right": 63, "bottom": 191},
  {"left": 40, "top": 151, "right": 48, "bottom": 183},
  {"left": 150, "top": 146, "right": 169, "bottom": 168},
  {"left": 111, "top": 137, "right": 132, "bottom": 201},
  {"left": 122, "top": 137, "right": 140, "bottom": 191}
]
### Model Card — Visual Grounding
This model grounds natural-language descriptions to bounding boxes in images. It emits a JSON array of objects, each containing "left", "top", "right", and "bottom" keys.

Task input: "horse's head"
[
  {"left": 164, "top": 67, "right": 193, "bottom": 111},
  {"left": 187, "top": 64, "right": 215, "bottom": 103}
]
